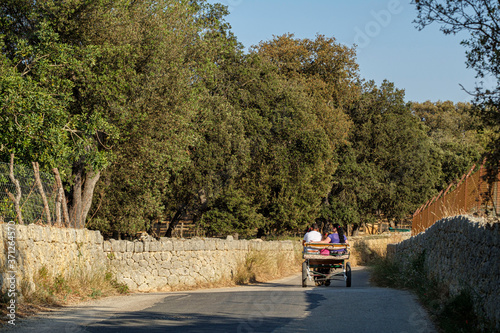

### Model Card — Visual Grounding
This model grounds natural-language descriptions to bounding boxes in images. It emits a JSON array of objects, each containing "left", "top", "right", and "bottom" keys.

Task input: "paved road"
[{"left": 5, "top": 267, "right": 436, "bottom": 333}]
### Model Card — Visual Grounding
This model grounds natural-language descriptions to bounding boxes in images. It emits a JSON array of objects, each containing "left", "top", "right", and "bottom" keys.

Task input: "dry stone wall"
[
  {"left": 103, "top": 237, "right": 299, "bottom": 292},
  {"left": 391, "top": 215, "right": 500, "bottom": 330},
  {"left": 0, "top": 224, "right": 300, "bottom": 294},
  {"left": 0, "top": 223, "right": 106, "bottom": 293},
  {"left": 0, "top": 223, "right": 107, "bottom": 289}
]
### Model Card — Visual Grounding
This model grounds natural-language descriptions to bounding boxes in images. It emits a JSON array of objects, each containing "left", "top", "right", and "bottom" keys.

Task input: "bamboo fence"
[{"left": 412, "top": 163, "right": 500, "bottom": 235}]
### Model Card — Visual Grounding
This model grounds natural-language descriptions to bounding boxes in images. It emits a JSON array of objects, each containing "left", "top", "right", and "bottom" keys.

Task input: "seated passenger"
[
  {"left": 327, "top": 223, "right": 348, "bottom": 244},
  {"left": 302, "top": 223, "right": 322, "bottom": 253},
  {"left": 316, "top": 223, "right": 348, "bottom": 253},
  {"left": 302, "top": 223, "right": 322, "bottom": 245}
]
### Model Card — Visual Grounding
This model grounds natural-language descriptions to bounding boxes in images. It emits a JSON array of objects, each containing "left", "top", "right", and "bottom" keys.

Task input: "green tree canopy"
[
  {"left": 326, "top": 81, "right": 442, "bottom": 226},
  {"left": 411, "top": 101, "right": 485, "bottom": 186}
]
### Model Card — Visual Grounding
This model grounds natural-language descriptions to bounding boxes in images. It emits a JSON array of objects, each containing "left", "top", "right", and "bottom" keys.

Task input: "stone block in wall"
[
  {"left": 155, "top": 276, "right": 169, "bottom": 290},
  {"left": 95, "top": 231, "right": 103, "bottom": 244},
  {"left": 132, "top": 270, "right": 147, "bottom": 286},
  {"left": 132, "top": 252, "right": 143, "bottom": 262},
  {"left": 64, "top": 228, "right": 76, "bottom": 243},
  {"left": 85, "top": 230, "right": 95, "bottom": 244},
  {"left": 125, "top": 259, "right": 134, "bottom": 267},
  {"left": 239, "top": 240, "right": 248, "bottom": 250},
  {"left": 180, "top": 275, "right": 196, "bottom": 286},
  {"left": 173, "top": 240, "right": 185, "bottom": 251},
  {"left": 167, "top": 274, "right": 179, "bottom": 286},
  {"left": 232, "top": 240, "right": 241, "bottom": 250},
  {"left": 182, "top": 239, "right": 193, "bottom": 250},
  {"left": 194, "top": 239, "right": 206, "bottom": 251},
  {"left": 103, "top": 240, "right": 111, "bottom": 252},
  {"left": 147, "top": 255, "right": 157, "bottom": 267},
  {"left": 137, "top": 283, "right": 151, "bottom": 292},
  {"left": 170, "top": 258, "right": 182, "bottom": 269},
  {"left": 109, "top": 239, "right": 119, "bottom": 252},
  {"left": 13, "top": 225, "right": 27, "bottom": 241},
  {"left": 145, "top": 276, "right": 164, "bottom": 291},
  {"left": 124, "top": 241, "right": 133, "bottom": 252},
  {"left": 43, "top": 225, "right": 52, "bottom": 242},
  {"left": 122, "top": 277, "right": 138, "bottom": 290},
  {"left": 116, "top": 240, "right": 127, "bottom": 253},
  {"left": 28, "top": 225, "right": 41, "bottom": 242},
  {"left": 214, "top": 239, "right": 224, "bottom": 250},
  {"left": 161, "top": 252, "right": 172, "bottom": 262},
  {"left": 158, "top": 268, "right": 171, "bottom": 278},
  {"left": 160, "top": 260, "right": 172, "bottom": 270},
  {"left": 160, "top": 239, "right": 173, "bottom": 251},
  {"left": 205, "top": 239, "right": 216, "bottom": 251},
  {"left": 249, "top": 239, "right": 262, "bottom": 251},
  {"left": 143, "top": 241, "right": 150, "bottom": 252},
  {"left": 134, "top": 241, "right": 144, "bottom": 252},
  {"left": 149, "top": 241, "right": 158, "bottom": 252},
  {"left": 75, "top": 229, "right": 84, "bottom": 244},
  {"left": 184, "top": 239, "right": 197, "bottom": 251},
  {"left": 280, "top": 240, "right": 295, "bottom": 251}
]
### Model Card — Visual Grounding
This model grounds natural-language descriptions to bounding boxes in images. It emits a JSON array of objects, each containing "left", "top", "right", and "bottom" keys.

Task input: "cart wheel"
[
  {"left": 324, "top": 280, "right": 331, "bottom": 287},
  {"left": 346, "top": 262, "right": 352, "bottom": 287},
  {"left": 302, "top": 262, "right": 307, "bottom": 287}
]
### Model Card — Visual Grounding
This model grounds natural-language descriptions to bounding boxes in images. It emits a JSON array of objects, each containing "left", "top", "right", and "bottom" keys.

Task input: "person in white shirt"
[{"left": 302, "top": 223, "right": 322, "bottom": 246}]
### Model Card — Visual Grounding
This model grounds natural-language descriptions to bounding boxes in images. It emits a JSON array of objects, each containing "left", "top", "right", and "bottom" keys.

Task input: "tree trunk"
[
  {"left": 55, "top": 199, "right": 62, "bottom": 226},
  {"left": 165, "top": 203, "right": 188, "bottom": 238},
  {"left": 7, "top": 154, "right": 23, "bottom": 224},
  {"left": 70, "top": 166, "right": 83, "bottom": 228},
  {"left": 81, "top": 170, "right": 100, "bottom": 228},
  {"left": 53, "top": 168, "right": 70, "bottom": 227},
  {"left": 32, "top": 162, "right": 51, "bottom": 224},
  {"left": 69, "top": 163, "right": 100, "bottom": 229},
  {"left": 351, "top": 223, "right": 360, "bottom": 236}
]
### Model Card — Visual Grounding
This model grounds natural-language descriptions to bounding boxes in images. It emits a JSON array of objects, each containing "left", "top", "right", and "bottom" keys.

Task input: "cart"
[{"left": 302, "top": 242, "right": 351, "bottom": 288}]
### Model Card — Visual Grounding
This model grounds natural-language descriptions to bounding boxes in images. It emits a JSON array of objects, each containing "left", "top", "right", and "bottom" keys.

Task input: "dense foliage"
[
  {"left": 0, "top": 0, "right": 491, "bottom": 237},
  {"left": 413, "top": 0, "right": 499, "bottom": 181}
]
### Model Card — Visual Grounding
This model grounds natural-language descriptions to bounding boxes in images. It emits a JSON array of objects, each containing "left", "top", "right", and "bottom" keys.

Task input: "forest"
[{"left": 1, "top": 0, "right": 497, "bottom": 238}]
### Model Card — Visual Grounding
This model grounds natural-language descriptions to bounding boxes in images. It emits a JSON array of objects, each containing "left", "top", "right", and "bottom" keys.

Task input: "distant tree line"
[{"left": 0, "top": 0, "right": 495, "bottom": 237}]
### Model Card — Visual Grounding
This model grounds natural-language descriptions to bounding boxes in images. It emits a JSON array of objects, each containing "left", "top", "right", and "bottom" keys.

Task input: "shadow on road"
[
  {"left": 7, "top": 267, "right": 435, "bottom": 333},
  {"left": 83, "top": 289, "right": 323, "bottom": 333},
  {"left": 82, "top": 268, "right": 369, "bottom": 333}
]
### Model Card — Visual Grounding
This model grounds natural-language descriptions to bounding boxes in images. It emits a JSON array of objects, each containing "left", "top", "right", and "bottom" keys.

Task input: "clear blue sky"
[{"left": 207, "top": 0, "right": 478, "bottom": 103}]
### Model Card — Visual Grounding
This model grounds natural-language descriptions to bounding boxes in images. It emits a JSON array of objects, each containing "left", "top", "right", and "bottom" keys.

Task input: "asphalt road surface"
[{"left": 5, "top": 267, "right": 437, "bottom": 333}]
